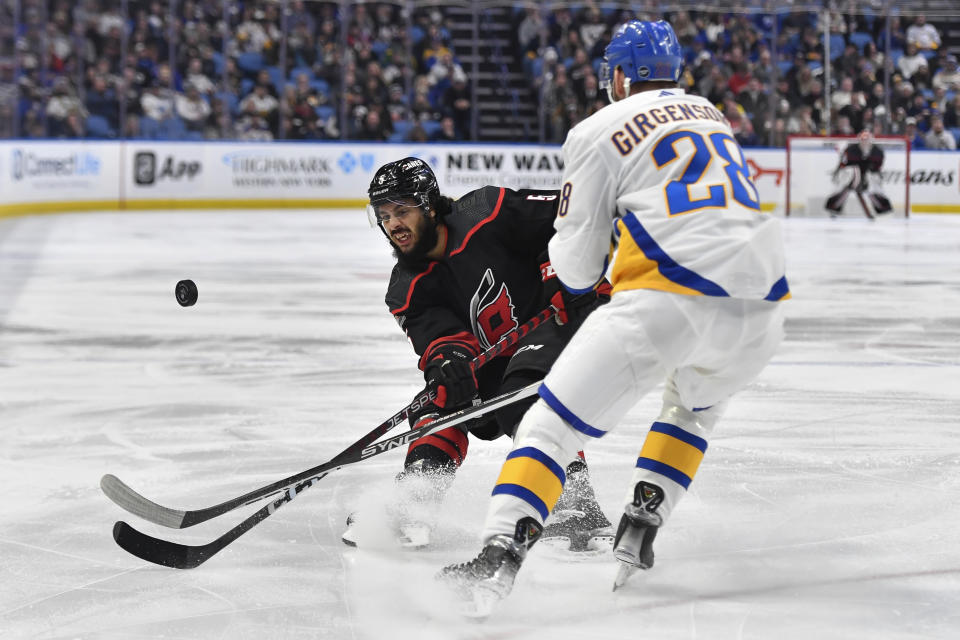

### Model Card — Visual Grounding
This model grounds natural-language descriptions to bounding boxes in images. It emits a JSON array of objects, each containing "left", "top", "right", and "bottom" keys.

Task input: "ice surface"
[{"left": 1, "top": 210, "right": 958, "bottom": 639}]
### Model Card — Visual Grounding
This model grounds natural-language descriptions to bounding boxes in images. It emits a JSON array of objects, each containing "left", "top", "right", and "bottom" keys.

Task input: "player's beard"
[{"left": 391, "top": 212, "right": 440, "bottom": 267}]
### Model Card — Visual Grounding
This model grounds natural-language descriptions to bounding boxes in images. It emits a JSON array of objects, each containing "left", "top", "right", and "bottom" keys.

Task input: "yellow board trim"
[
  {"left": 0, "top": 199, "right": 370, "bottom": 219},
  {"left": 0, "top": 200, "right": 120, "bottom": 217},
  {"left": 639, "top": 431, "right": 706, "bottom": 480},
  {"left": 495, "top": 457, "right": 564, "bottom": 513},
  {"left": 4, "top": 200, "right": 958, "bottom": 219},
  {"left": 911, "top": 204, "right": 960, "bottom": 214}
]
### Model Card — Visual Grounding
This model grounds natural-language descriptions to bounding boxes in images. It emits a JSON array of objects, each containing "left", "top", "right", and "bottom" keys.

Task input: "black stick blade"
[{"left": 112, "top": 521, "right": 215, "bottom": 570}]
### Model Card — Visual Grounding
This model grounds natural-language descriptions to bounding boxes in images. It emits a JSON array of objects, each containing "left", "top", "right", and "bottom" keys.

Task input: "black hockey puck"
[{"left": 175, "top": 279, "right": 198, "bottom": 307}]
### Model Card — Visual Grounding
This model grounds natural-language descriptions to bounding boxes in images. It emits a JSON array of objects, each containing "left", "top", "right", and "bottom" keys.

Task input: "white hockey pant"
[{"left": 481, "top": 290, "right": 784, "bottom": 543}]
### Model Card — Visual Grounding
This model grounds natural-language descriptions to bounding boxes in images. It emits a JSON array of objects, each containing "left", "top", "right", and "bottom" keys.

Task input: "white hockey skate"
[{"left": 341, "top": 511, "right": 433, "bottom": 549}]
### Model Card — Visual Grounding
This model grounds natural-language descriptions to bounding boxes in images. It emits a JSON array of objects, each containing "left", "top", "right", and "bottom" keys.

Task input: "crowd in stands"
[
  {"left": 517, "top": 6, "right": 960, "bottom": 148},
  {"left": 1, "top": 0, "right": 469, "bottom": 142},
  {"left": 1, "top": 1, "right": 959, "bottom": 149}
]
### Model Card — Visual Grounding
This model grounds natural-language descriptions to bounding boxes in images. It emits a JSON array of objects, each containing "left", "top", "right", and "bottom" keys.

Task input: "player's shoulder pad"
[
  {"left": 385, "top": 261, "right": 437, "bottom": 313},
  {"left": 447, "top": 185, "right": 503, "bottom": 230},
  {"left": 561, "top": 115, "right": 606, "bottom": 162}
]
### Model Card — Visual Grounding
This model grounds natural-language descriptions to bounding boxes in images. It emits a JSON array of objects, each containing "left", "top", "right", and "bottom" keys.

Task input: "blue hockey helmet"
[{"left": 600, "top": 20, "right": 683, "bottom": 100}]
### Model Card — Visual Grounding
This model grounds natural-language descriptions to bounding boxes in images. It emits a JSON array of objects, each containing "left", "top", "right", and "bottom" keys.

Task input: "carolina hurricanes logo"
[
  {"left": 469, "top": 268, "right": 518, "bottom": 349},
  {"left": 746, "top": 158, "right": 785, "bottom": 186}
]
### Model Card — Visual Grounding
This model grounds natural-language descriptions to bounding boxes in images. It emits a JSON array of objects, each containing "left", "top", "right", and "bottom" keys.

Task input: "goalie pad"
[
  {"left": 869, "top": 192, "right": 893, "bottom": 214},
  {"left": 832, "top": 165, "right": 861, "bottom": 190}
]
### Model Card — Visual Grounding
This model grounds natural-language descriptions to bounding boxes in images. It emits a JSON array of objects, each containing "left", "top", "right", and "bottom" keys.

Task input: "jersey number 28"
[{"left": 652, "top": 130, "right": 760, "bottom": 216}]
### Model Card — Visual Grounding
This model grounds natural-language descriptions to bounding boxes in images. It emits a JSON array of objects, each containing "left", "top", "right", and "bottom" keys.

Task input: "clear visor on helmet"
[
  {"left": 598, "top": 61, "right": 611, "bottom": 91},
  {"left": 599, "top": 61, "right": 621, "bottom": 103},
  {"left": 365, "top": 196, "right": 422, "bottom": 228}
]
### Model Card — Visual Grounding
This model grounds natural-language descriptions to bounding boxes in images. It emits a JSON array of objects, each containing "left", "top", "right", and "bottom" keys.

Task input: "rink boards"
[{"left": 0, "top": 140, "right": 957, "bottom": 218}]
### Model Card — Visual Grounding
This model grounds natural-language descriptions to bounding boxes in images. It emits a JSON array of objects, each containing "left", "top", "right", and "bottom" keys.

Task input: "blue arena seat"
[
  {"left": 85, "top": 114, "right": 114, "bottom": 138},
  {"left": 781, "top": 32, "right": 801, "bottom": 56},
  {"left": 824, "top": 33, "right": 846, "bottom": 60},
  {"left": 849, "top": 32, "right": 873, "bottom": 52},
  {"left": 211, "top": 51, "right": 225, "bottom": 75},
  {"left": 159, "top": 117, "right": 187, "bottom": 140},
  {"left": 421, "top": 119, "right": 442, "bottom": 139},
  {"left": 17, "top": 97, "right": 33, "bottom": 119},
  {"left": 315, "top": 105, "right": 335, "bottom": 121},
  {"left": 428, "top": 80, "right": 449, "bottom": 109},
  {"left": 531, "top": 57, "right": 544, "bottom": 78},
  {"left": 309, "top": 79, "right": 330, "bottom": 97},
  {"left": 236, "top": 52, "right": 264, "bottom": 75},
  {"left": 139, "top": 116, "right": 161, "bottom": 139},
  {"left": 409, "top": 25, "right": 425, "bottom": 44},
  {"left": 288, "top": 66, "right": 314, "bottom": 82},
  {"left": 215, "top": 90, "right": 239, "bottom": 115},
  {"left": 266, "top": 66, "right": 285, "bottom": 92},
  {"left": 388, "top": 120, "right": 412, "bottom": 142}
]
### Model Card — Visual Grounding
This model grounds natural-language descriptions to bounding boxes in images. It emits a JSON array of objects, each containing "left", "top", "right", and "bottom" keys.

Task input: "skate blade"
[
  {"left": 541, "top": 531, "right": 614, "bottom": 557},
  {"left": 589, "top": 532, "right": 616, "bottom": 549},
  {"left": 612, "top": 563, "right": 639, "bottom": 591},
  {"left": 340, "top": 524, "right": 430, "bottom": 549},
  {"left": 398, "top": 523, "right": 431, "bottom": 549},
  {"left": 438, "top": 573, "right": 503, "bottom": 619},
  {"left": 457, "top": 586, "right": 502, "bottom": 619}
]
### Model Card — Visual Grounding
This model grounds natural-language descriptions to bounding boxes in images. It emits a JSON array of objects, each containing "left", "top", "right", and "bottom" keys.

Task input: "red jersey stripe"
[
  {"left": 448, "top": 187, "right": 506, "bottom": 257},
  {"left": 391, "top": 261, "right": 439, "bottom": 316}
]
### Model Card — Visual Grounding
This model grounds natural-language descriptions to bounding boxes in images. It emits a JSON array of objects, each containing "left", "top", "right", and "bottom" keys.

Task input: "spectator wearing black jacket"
[{"left": 85, "top": 75, "right": 120, "bottom": 131}]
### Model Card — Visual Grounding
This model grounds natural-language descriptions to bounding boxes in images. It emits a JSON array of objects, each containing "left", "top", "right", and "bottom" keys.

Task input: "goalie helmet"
[
  {"left": 600, "top": 20, "right": 683, "bottom": 102},
  {"left": 366, "top": 157, "right": 439, "bottom": 227}
]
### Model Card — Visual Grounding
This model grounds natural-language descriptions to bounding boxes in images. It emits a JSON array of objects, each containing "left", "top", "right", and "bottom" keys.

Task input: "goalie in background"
[{"left": 825, "top": 129, "right": 893, "bottom": 218}]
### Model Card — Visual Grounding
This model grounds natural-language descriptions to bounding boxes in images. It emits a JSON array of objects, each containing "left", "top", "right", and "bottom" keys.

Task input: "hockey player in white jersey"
[{"left": 439, "top": 19, "right": 790, "bottom": 614}]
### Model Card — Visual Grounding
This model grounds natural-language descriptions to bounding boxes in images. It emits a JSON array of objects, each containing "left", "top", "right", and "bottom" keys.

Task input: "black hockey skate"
[
  {"left": 612, "top": 481, "right": 664, "bottom": 591},
  {"left": 542, "top": 460, "right": 614, "bottom": 552},
  {"left": 438, "top": 517, "right": 542, "bottom": 617}
]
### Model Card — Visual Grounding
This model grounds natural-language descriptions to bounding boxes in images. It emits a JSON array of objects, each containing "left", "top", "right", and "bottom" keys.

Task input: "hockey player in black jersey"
[
  {"left": 825, "top": 130, "right": 893, "bottom": 218},
  {"left": 341, "top": 156, "right": 612, "bottom": 551}
]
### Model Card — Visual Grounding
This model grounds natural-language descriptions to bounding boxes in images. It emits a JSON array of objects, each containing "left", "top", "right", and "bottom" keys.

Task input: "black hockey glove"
[
  {"left": 539, "top": 252, "right": 601, "bottom": 326},
  {"left": 424, "top": 353, "right": 478, "bottom": 410}
]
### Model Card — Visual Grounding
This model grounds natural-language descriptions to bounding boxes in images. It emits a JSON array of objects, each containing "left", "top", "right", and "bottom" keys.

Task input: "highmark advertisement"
[
  {"left": 120, "top": 142, "right": 370, "bottom": 204},
  {"left": 0, "top": 140, "right": 957, "bottom": 216}
]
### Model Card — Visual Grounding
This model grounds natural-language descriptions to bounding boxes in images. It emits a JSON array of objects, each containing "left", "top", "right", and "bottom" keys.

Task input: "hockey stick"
[
  {"left": 101, "top": 307, "right": 554, "bottom": 529},
  {"left": 112, "top": 380, "right": 542, "bottom": 569},
  {"left": 854, "top": 189, "right": 875, "bottom": 219}
]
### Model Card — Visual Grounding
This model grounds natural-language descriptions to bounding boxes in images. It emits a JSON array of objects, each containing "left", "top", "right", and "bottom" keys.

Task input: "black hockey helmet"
[{"left": 366, "top": 157, "right": 439, "bottom": 226}]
